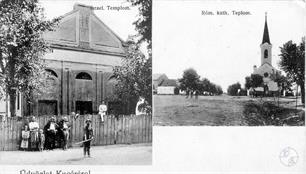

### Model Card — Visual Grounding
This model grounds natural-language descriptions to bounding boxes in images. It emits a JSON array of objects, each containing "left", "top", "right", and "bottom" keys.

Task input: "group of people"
[
  {"left": 20, "top": 116, "right": 71, "bottom": 151},
  {"left": 185, "top": 89, "right": 200, "bottom": 99},
  {"left": 18, "top": 99, "right": 144, "bottom": 156}
]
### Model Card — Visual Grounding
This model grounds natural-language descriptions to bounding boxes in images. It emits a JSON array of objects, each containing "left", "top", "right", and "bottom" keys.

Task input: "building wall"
[
  {"left": 253, "top": 63, "right": 278, "bottom": 77},
  {"left": 23, "top": 48, "right": 123, "bottom": 116},
  {"left": 153, "top": 74, "right": 168, "bottom": 90},
  {"left": 157, "top": 86, "right": 175, "bottom": 95}
]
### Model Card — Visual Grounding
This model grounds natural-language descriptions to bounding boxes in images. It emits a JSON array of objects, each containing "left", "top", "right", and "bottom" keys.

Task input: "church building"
[
  {"left": 0, "top": 3, "right": 127, "bottom": 117},
  {"left": 252, "top": 13, "right": 280, "bottom": 93}
]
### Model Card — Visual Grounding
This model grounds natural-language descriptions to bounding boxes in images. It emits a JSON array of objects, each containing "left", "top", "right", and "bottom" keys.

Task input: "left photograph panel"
[{"left": 0, "top": 0, "right": 152, "bottom": 165}]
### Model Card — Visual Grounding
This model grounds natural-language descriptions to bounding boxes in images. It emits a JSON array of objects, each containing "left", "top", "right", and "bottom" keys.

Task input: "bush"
[{"left": 242, "top": 101, "right": 305, "bottom": 126}]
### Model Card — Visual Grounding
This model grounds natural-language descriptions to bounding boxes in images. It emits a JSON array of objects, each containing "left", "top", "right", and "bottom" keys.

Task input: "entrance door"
[
  {"left": 76, "top": 101, "right": 93, "bottom": 115},
  {"left": 38, "top": 100, "right": 58, "bottom": 116}
]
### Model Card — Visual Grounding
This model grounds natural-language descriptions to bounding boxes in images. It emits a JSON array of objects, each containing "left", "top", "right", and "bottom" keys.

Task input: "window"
[
  {"left": 264, "top": 49, "right": 268, "bottom": 58},
  {"left": 264, "top": 72, "right": 269, "bottom": 77},
  {"left": 76, "top": 72, "right": 92, "bottom": 80},
  {"left": 46, "top": 69, "right": 58, "bottom": 78}
]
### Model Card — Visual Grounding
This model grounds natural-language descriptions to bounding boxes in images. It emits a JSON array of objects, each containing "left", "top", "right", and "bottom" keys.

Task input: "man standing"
[
  {"left": 83, "top": 119, "right": 94, "bottom": 158},
  {"left": 98, "top": 101, "right": 107, "bottom": 122},
  {"left": 44, "top": 116, "right": 58, "bottom": 150}
]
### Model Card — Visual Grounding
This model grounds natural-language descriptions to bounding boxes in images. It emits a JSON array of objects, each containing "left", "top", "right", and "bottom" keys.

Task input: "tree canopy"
[
  {"left": 178, "top": 68, "right": 223, "bottom": 95},
  {"left": 245, "top": 74, "right": 263, "bottom": 89},
  {"left": 279, "top": 37, "right": 305, "bottom": 103},
  {"left": 128, "top": 0, "right": 152, "bottom": 48},
  {"left": 227, "top": 82, "right": 241, "bottom": 96},
  {"left": 0, "top": 0, "right": 60, "bottom": 116},
  {"left": 179, "top": 68, "right": 200, "bottom": 91},
  {"left": 112, "top": 39, "right": 152, "bottom": 114}
]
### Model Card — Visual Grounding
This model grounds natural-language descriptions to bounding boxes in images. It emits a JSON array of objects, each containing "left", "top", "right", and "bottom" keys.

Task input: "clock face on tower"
[{"left": 264, "top": 49, "right": 268, "bottom": 58}]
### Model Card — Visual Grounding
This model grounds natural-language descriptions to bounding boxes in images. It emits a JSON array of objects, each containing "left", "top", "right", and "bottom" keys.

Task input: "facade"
[
  {"left": 153, "top": 73, "right": 168, "bottom": 93},
  {"left": 251, "top": 13, "right": 280, "bottom": 93},
  {"left": 0, "top": 3, "right": 127, "bottom": 117},
  {"left": 157, "top": 79, "right": 179, "bottom": 95}
]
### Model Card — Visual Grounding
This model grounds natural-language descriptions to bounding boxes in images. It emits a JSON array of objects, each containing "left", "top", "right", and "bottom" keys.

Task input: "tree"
[
  {"left": 270, "top": 73, "right": 292, "bottom": 92},
  {"left": 245, "top": 74, "right": 263, "bottom": 89},
  {"left": 0, "top": 0, "right": 60, "bottom": 117},
  {"left": 215, "top": 85, "right": 223, "bottom": 95},
  {"left": 227, "top": 82, "right": 241, "bottom": 96},
  {"left": 245, "top": 76, "right": 252, "bottom": 89},
  {"left": 196, "top": 77, "right": 223, "bottom": 95},
  {"left": 179, "top": 68, "right": 200, "bottom": 91},
  {"left": 128, "top": 0, "right": 152, "bottom": 48},
  {"left": 112, "top": 38, "right": 152, "bottom": 114},
  {"left": 201, "top": 78, "right": 211, "bottom": 92},
  {"left": 279, "top": 38, "right": 305, "bottom": 103}
]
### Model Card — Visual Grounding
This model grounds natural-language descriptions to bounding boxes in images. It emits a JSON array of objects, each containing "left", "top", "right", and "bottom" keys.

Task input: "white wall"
[{"left": 157, "top": 86, "right": 175, "bottom": 95}]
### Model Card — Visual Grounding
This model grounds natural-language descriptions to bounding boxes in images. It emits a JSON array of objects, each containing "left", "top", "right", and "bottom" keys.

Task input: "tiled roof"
[{"left": 160, "top": 79, "right": 178, "bottom": 87}]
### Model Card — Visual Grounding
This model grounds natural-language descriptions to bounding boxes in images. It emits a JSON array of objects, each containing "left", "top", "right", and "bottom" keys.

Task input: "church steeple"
[
  {"left": 260, "top": 12, "right": 272, "bottom": 65},
  {"left": 262, "top": 12, "right": 271, "bottom": 44}
]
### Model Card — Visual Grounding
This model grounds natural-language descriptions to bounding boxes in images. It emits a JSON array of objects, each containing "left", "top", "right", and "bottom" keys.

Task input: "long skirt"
[
  {"left": 30, "top": 130, "right": 38, "bottom": 150},
  {"left": 20, "top": 139, "right": 29, "bottom": 149}
]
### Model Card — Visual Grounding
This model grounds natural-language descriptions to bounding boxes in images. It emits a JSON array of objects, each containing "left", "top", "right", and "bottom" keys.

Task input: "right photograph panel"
[{"left": 153, "top": 0, "right": 305, "bottom": 126}]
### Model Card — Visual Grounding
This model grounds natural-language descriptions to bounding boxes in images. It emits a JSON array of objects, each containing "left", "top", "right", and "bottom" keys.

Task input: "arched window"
[
  {"left": 264, "top": 49, "right": 268, "bottom": 58},
  {"left": 76, "top": 72, "right": 92, "bottom": 80},
  {"left": 46, "top": 69, "right": 58, "bottom": 78}
]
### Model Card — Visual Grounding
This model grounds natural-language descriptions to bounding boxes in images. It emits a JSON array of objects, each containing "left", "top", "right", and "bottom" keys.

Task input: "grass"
[
  {"left": 242, "top": 100, "right": 305, "bottom": 126},
  {"left": 153, "top": 94, "right": 305, "bottom": 126}
]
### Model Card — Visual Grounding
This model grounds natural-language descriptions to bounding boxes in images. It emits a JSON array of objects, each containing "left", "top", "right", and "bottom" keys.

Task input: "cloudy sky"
[
  {"left": 40, "top": 0, "right": 138, "bottom": 42},
  {"left": 153, "top": 0, "right": 306, "bottom": 91}
]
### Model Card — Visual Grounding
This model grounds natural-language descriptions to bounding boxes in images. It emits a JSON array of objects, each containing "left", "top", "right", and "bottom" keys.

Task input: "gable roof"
[
  {"left": 153, "top": 73, "right": 168, "bottom": 81},
  {"left": 253, "top": 63, "right": 280, "bottom": 75},
  {"left": 160, "top": 79, "right": 178, "bottom": 87},
  {"left": 43, "top": 3, "right": 126, "bottom": 56}
]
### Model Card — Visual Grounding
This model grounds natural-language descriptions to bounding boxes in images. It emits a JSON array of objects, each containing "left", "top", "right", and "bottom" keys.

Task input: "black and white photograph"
[
  {"left": 153, "top": 0, "right": 305, "bottom": 126},
  {"left": 0, "top": 0, "right": 152, "bottom": 165},
  {"left": 0, "top": 0, "right": 305, "bottom": 173}
]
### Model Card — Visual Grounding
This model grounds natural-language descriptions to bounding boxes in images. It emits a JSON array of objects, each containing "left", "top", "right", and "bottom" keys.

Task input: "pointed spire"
[{"left": 262, "top": 12, "right": 271, "bottom": 44}]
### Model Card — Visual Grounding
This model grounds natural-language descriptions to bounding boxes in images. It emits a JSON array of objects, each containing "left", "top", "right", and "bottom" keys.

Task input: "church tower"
[{"left": 260, "top": 13, "right": 272, "bottom": 66}]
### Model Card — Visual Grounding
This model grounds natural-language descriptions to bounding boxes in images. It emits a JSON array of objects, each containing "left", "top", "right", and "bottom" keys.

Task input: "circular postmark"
[{"left": 279, "top": 147, "right": 299, "bottom": 167}]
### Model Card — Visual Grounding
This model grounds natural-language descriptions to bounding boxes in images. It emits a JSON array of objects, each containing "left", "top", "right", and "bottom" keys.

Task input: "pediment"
[
  {"left": 44, "top": 12, "right": 78, "bottom": 46},
  {"left": 44, "top": 3, "right": 125, "bottom": 55},
  {"left": 90, "top": 14, "right": 122, "bottom": 52},
  {"left": 253, "top": 63, "right": 279, "bottom": 76}
]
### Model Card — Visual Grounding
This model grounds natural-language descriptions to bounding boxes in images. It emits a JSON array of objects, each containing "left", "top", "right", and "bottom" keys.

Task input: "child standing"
[
  {"left": 83, "top": 119, "right": 94, "bottom": 157},
  {"left": 20, "top": 125, "right": 30, "bottom": 151},
  {"left": 38, "top": 129, "right": 45, "bottom": 151}
]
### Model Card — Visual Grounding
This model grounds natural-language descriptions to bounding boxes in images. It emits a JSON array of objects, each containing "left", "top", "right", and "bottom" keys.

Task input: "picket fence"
[{"left": 0, "top": 114, "right": 152, "bottom": 151}]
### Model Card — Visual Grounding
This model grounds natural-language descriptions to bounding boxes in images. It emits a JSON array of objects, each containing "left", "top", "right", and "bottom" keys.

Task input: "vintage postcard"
[
  {"left": 153, "top": 0, "right": 305, "bottom": 127},
  {"left": 0, "top": 0, "right": 152, "bottom": 169},
  {"left": 0, "top": 0, "right": 305, "bottom": 174},
  {"left": 152, "top": 0, "right": 305, "bottom": 173}
]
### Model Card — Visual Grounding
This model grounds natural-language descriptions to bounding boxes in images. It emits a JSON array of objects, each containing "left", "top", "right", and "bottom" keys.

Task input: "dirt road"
[{"left": 0, "top": 143, "right": 151, "bottom": 165}]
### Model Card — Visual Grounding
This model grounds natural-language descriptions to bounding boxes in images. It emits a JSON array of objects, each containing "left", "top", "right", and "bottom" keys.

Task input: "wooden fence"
[{"left": 0, "top": 114, "right": 152, "bottom": 151}]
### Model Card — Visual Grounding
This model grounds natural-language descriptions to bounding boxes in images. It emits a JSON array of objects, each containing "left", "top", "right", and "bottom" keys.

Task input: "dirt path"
[{"left": 0, "top": 143, "right": 152, "bottom": 165}]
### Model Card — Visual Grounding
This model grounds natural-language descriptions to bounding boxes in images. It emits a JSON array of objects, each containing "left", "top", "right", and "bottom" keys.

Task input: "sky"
[
  {"left": 153, "top": 0, "right": 306, "bottom": 91},
  {"left": 39, "top": 0, "right": 139, "bottom": 43}
]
